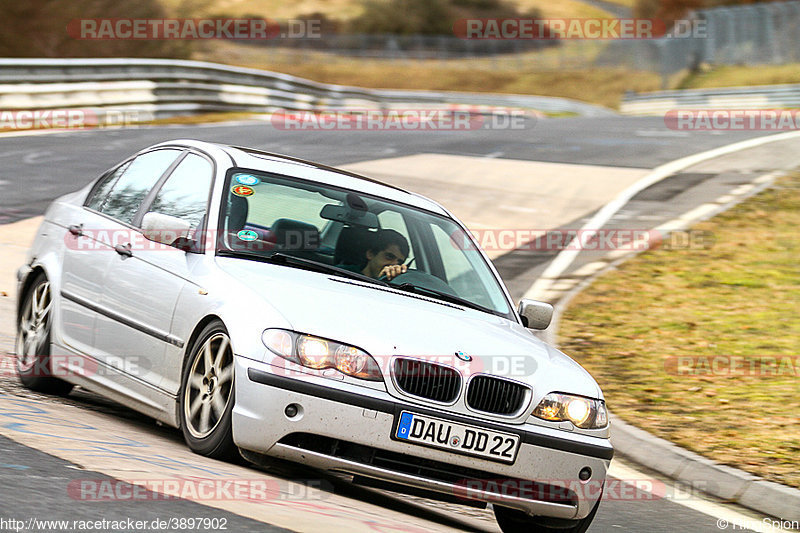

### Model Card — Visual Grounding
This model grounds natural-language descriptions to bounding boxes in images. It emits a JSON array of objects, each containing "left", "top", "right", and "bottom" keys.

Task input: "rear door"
[
  {"left": 70, "top": 148, "right": 183, "bottom": 392},
  {"left": 58, "top": 150, "right": 182, "bottom": 356},
  {"left": 58, "top": 163, "right": 131, "bottom": 356},
  {"left": 93, "top": 151, "right": 214, "bottom": 394}
]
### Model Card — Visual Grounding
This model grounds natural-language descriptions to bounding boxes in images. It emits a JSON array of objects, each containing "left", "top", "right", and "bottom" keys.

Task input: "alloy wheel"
[
  {"left": 183, "top": 332, "right": 234, "bottom": 439},
  {"left": 16, "top": 281, "right": 52, "bottom": 371}
]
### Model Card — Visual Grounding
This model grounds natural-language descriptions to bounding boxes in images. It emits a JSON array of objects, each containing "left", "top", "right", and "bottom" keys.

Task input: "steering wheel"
[
  {"left": 378, "top": 267, "right": 418, "bottom": 283},
  {"left": 381, "top": 269, "right": 457, "bottom": 296}
]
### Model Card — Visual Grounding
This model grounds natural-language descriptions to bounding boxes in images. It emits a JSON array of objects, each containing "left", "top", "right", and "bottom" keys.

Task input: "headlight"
[
  {"left": 297, "top": 336, "right": 330, "bottom": 369},
  {"left": 532, "top": 392, "right": 608, "bottom": 429},
  {"left": 262, "top": 329, "right": 382, "bottom": 381}
]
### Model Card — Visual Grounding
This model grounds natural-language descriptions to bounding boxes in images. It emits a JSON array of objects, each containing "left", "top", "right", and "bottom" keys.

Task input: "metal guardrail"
[
  {"left": 0, "top": 58, "right": 615, "bottom": 119},
  {"left": 620, "top": 84, "right": 800, "bottom": 116}
]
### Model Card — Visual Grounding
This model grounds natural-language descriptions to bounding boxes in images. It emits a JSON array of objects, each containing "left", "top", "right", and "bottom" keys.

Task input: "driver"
[
  {"left": 362, "top": 229, "right": 409, "bottom": 280},
  {"left": 338, "top": 229, "right": 409, "bottom": 280}
]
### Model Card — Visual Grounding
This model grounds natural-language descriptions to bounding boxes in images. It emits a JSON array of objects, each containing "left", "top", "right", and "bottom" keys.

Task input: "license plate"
[{"left": 395, "top": 411, "right": 519, "bottom": 463}]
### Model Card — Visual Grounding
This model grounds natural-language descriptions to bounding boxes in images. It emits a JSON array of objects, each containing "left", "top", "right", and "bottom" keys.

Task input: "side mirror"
[
  {"left": 141, "top": 212, "right": 192, "bottom": 247},
  {"left": 518, "top": 299, "right": 553, "bottom": 330}
]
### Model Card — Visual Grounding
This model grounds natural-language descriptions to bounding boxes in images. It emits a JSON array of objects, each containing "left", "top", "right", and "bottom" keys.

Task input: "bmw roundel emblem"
[{"left": 455, "top": 351, "right": 472, "bottom": 362}]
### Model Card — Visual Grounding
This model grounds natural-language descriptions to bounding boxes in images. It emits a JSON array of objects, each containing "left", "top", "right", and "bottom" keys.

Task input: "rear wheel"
[
  {"left": 494, "top": 498, "right": 601, "bottom": 533},
  {"left": 16, "top": 273, "right": 73, "bottom": 395},
  {"left": 179, "top": 321, "right": 237, "bottom": 460}
]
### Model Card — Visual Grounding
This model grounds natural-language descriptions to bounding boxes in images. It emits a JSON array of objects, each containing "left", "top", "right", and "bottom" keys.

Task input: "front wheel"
[
  {"left": 16, "top": 273, "right": 73, "bottom": 395},
  {"left": 179, "top": 321, "right": 237, "bottom": 460},
  {"left": 494, "top": 498, "right": 601, "bottom": 533}
]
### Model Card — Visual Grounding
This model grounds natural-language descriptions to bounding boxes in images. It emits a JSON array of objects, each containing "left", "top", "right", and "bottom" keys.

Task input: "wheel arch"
[
  {"left": 17, "top": 266, "right": 48, "bottom": 323},
  {"left": 181, "top": 314, "right": 228, "bottom": 371}
]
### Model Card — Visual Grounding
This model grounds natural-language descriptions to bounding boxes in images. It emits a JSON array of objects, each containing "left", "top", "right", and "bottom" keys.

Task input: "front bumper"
[{"left": 232, "top": 356, "right": 613, "bottom": 520}]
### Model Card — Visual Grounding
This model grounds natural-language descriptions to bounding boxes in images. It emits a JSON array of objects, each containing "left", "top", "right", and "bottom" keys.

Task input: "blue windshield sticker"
[
  {"left": 237, "top": 230, "right": 258, "bottom": 242},
  {"left": 235, "top": 174, "right": 260, "bottom": 186}
]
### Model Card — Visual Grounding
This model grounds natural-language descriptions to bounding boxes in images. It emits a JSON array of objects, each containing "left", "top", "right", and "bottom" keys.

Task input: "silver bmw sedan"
[{"left": 16, "top": 139, "right": 612, "bottom": 533}]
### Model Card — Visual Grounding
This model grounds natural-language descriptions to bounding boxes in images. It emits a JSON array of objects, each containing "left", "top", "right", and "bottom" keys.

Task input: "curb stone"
[
  {"left": 542, "top": 171, "right": 800, "bottom": 522},
  {"left": 609, "top": 415, "right": 800, "bottom": 522}
]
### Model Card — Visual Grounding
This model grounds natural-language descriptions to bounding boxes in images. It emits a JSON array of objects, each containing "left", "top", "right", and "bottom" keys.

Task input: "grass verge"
[
  {"left": 162, "top": 0, "right": 612, "bottom": 21},
  {"left": 511, "top": 0, "right": 613, "bottom": 18},
  {"left": 677, "top": 63, "right": 800, "bottom": 90},
  {"left": 192, "top": 40, "right": 800, "bottom": 111},
  {"left": 558, "top": 173, "right": 800, "bottom": 488},
  {"left": 193, "top": 41, "right": 664, "bottom": 109}
]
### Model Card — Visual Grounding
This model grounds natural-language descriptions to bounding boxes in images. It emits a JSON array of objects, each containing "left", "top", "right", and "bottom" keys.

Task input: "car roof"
[{"left": 152, "top": 139, "right": 449, "bottom": 216}]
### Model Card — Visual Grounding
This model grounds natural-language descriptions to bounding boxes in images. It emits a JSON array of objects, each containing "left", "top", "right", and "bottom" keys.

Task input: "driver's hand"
[{"left": 380, "top": 264, "right": 408, "bottom": 280}]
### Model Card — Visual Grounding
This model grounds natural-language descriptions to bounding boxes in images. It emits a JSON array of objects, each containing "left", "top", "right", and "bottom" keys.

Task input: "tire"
[
  {"left": 16, "top": 273, "right": 73, "bottom": 396},
  {"left": 179, "top": 320, "right": 237, "bottom": 460},
  {"left": 494, "top": 498, "right": 601, "bottom": 533}
]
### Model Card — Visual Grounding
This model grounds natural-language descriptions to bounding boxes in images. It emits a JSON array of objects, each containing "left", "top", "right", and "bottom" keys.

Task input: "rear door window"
[{"left": 86, "top": 149, "right": 182, "bottom": 225}]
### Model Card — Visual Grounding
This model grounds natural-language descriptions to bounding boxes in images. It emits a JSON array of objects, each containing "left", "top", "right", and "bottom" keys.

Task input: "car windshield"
[{"left": 216, "top": 168, "right": 513, "bottom": 318}]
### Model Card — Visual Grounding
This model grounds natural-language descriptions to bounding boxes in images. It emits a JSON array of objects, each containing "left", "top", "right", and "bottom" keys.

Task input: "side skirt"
[{"left": 49, "top": 341, "right": 179, "bottom": 428}]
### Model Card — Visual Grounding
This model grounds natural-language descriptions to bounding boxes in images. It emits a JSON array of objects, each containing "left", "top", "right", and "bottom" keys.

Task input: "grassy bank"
[
  {"left": 559, "top": 174, "right": 800, "bottom": 488},
  {"left": 194, "top": 41, "right": 800, "bottom": 110},
  {"left": 163, "top": 0, "right": 612, "bottom": 20},
  {"left": 677, "top": 63, "right": 800, "bottom": 90},
  {"left": 193, "top": 41, "right": 664, "bottom": 109}
]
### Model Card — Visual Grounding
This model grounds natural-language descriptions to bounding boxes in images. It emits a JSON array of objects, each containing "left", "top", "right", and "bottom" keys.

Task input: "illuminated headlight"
[
  {"left": 297, "top": 336, "right": 330, "bottom": 369},
  {"left": 262, "top": 329, "right": 382, "bottom": 381},
  {"left": 532, "top": 392, "right": 608, "bottom": 429}
]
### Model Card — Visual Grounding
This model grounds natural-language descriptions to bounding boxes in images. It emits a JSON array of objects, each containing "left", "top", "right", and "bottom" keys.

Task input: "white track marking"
[
  {"left": 610, "top": 460, "right": 794, "bottom": 533},
  {"left": 525, "top": 131, "right": 800, "bottom": 301}
]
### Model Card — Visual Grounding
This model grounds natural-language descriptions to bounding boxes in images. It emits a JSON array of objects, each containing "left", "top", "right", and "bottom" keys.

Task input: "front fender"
[{"left": 160, "top": 257, "right": 292, "bottom": 397}]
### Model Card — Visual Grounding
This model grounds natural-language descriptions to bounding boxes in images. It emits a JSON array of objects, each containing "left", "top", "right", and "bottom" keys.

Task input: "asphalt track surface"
[
  {"left": 0, "top": 116, "right": 780, "bottom": 532},
  {"left": 0, "top": 116, "right": 774, "bottom": 224}
]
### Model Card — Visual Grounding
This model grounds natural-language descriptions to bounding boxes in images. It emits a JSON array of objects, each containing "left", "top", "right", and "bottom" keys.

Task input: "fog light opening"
[
  {"left": 579, "top": 467, "right": 592, "bottom": 482},
  {"left": 284, "top": 403, "right": 302, "bottom": 419}
]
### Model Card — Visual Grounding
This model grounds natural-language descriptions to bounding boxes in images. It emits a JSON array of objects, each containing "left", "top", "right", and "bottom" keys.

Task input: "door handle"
[
  {"left": 68, "top": 224, "right": 83, "bottom": 237},
  {"left": 114, "top": 243, "right": 133, "bottom": 258}
]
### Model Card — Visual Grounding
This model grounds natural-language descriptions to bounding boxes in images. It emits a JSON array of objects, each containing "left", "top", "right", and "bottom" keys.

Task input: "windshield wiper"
[
  {"left": 217, "top": 250, "right": 389, "bottom": 287},
  {"left": 392, "top": 282, "right": 497, "bottom": 315}
]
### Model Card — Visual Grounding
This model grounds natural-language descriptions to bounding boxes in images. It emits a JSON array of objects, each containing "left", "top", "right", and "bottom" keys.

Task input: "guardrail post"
[
  {"left": 657, "top": 40, "right": 669, "bottom": 90},
  {"left": 723, "top": 7, "right": 736, "bottom": 64}
]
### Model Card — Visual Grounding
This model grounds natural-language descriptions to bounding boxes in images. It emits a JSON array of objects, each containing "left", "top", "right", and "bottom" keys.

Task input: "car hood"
[{"left": 217, "top": 257, "right": 602, "bottom": 399}]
